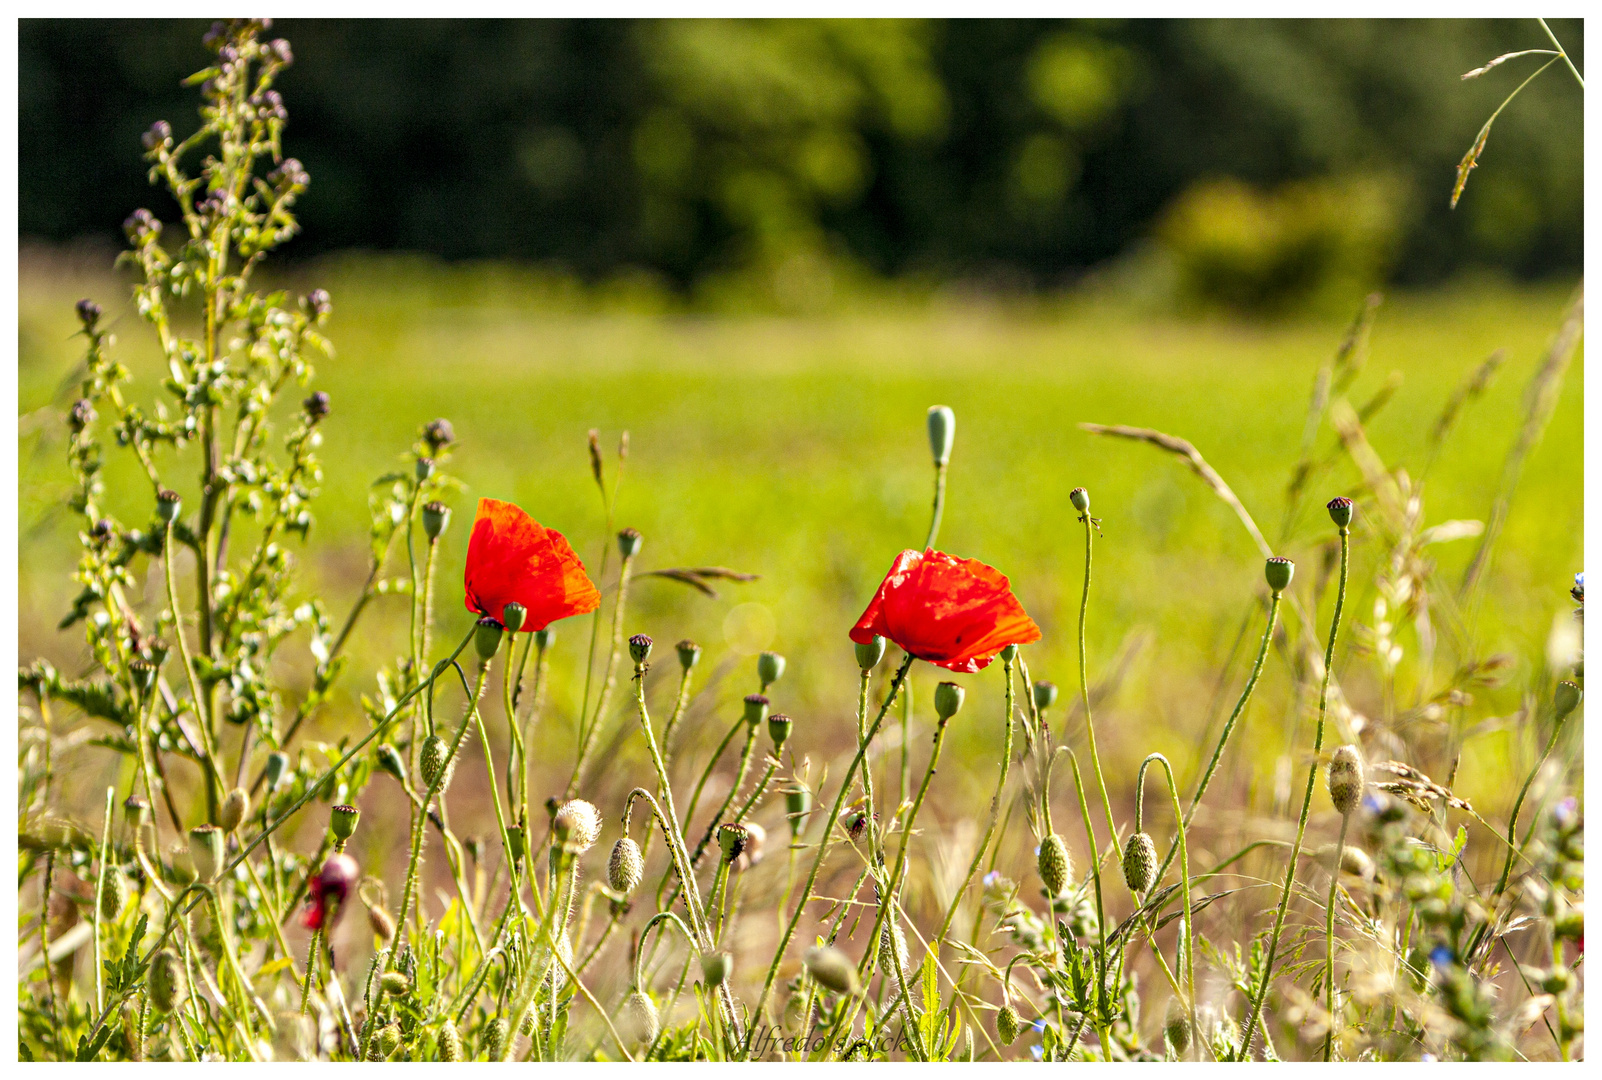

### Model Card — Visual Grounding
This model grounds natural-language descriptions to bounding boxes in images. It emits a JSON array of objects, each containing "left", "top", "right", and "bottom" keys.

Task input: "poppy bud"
[
  {"left": 1554, "top": 680, "right": 1582, "bottom": 721},
  {"left": 415, "top": 456, "right": 435, "bottom": 482},
  {"left": 422, "top": 501, "right": 451, "bottom": 541},
  {"left": 188, "top": 825, "right": 224, "bottom": 883},
  {"left": 854, "top": 634, "right": 887, "bottom": 671},
  {"left": 129, "top": 658, "right": 158, "bottom": 696},
  {"left": 69, "top": 398, "right": 96, "bottom": 432},
  {"left": 439, "top": 1018, "right": 463, "bottom": 1062},
  {"left": 934, "top": 681, "right": 965, "bottom": 721},
  {"left": 1122, "top": 831, "right": 1157, "bottom": 893},
  {"left": 629, "top": 633, "right": 653, "bottom": 665},
  {"left": 483, "top": 1017, "right": 509, "bottom": 1061},
  {"left": 155, "top": 489, "right": 182, "bottom": 523},
  {"left": 475, "top": 616, "right": 504, "bottom": 662},
  {"left": 785, "top": 786, "right": 812, "bottom": 837},
  {"left": 76, "top": 298, "right": 103, "bottom": 328},
  {"left": 743, "top": 693, "right": 770, "bottom": 727},
  {"left": 219, "top": 787, "right": 249, "bottom": 833},
  {"left": 767, "top": 711, "right": 794, "bottom": 751},
  {"left": 368, "top": 903, "right": 396, "bottom": 945},
  {"left": 1164, "top": 998, "right": 1192, "bottom": 1055},
  {"left": 1037, "top": 833, "right": 1072, "bottom": 896},
  {"left": 804, "top": 945, "right": 862, "bottom": 996},
  {"left": 617, "top": 527, "right": 643, "bottom": 559},
  {"left": 553, "top": 799, "right": 601, "bottom": 854},
  {"left": 331, "top": 803, "right": 360, "bottom": 842},
  {"left": 1033, "top": 681, "right": 1058, "bottom": 712},
  {"left": 124, "top": 794, "right": 151, "bottom": 828},
  {"left": 506, "top": 824, "right": 526, "bottom": 863},
  {"left": 382, "top": 971, "right": 411, "bottom": 997},
  {"left": 1327, "top": 496, "right": 1355, "bottom": 528},
  {"left": 1327, "top": 745, "right": 1365, "bottom": 816},
  {"left": 609, "top": 837, "right": 644, "bottom": 894},
  {"left": 676, "top": 639, "right": 702, "bottom": 670},
  {"left": 701, "top": 950, "right": 731, "bottom": 986},
  {"left": 264, "top": 750, "right": 291, "bottom": 790},
  {"left": 758, "top": 650, "right": 786, "bottom": 687},
  {"left": 372, "top": 1023, "right": 403, "bottom": 1060},
  {"left": 927, "top": 405, "right": 955, "bottom": 466},
  {"left": 376, "top": 743, "right": 407, "bottom": 784},
  {"left": 423, "top": 418, "right": 455, "bottom": 454},
  {"left": 420, "top": 734, "right": 454, "bottom": 792},
  {"left": 302, "top": 391, "right": 330, "bottom": 423},
  {"left": 501, "top": 602, "right": 527, "bottom": 634},
  {"left": 1069, "top": 487, "right": 1090, "bottom": 513},
  {"left": 996, "top": 1004, "right": 1021, "bottom": 1045},
  {"left": 100, "top": 868, "right": 129, "bottom": 919},
  {"left": 620, "top": 990, "right": 659, "bottom": 1045},
  {"left": 718, "top": 822, "right": 749, "bottom": 864},
  {"left": 1265, "top": 556, "right": 1295, "bottom": 594},
  {"left": 148, "top": 950, "right": 184, "bottom": 1013}
]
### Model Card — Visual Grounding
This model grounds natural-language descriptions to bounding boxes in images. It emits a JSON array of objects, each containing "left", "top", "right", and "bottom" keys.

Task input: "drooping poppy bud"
[
  {"left": 1037, "top": 833, "right": 1072, "bottom": 896},
  {"left": 148, "top": 950, "right": 184, "bottom": 1012},
  {"left": 439, "top": 1018, "right": 463, "bottom": 1061},
  {"left": 996, "top": 1004, "right": 1021, "bottom": 1044},
  {"left": 620, "top": 990, "right": 659, "bottom": 1045},
  {"left": 1164, "top": 998, "right": 1192, "bottom": 1055},
  {"left": 1327, "top": 746, "right": 1365, "bottom": 816},
  {"left": 701, "top": 950, "right": 731, "bottom": 986},
  {"left": 804, "top": 945, "right": 862, "bottom": 996},
  {"left": 1122, "top": 831, "right": 1157, "bottom": 893},
  {"left": 609, "top": 838, "right": 644, "bottom": 894},
  {"left": 382, "top": 972, "right": 411, "bottom": 997}
]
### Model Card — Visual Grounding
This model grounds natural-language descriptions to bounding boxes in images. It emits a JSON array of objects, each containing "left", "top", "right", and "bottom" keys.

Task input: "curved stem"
[{"left": 1136, "top": 754, "right": 1197, "bottom": 1049}]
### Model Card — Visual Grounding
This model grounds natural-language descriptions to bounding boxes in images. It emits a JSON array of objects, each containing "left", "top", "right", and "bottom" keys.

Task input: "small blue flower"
[
  {"left": 1554, "top": 796, "right": 1579, "bottom": 829},
  {"left": 1429, "top": 945, "right": 1453, "bottom": 969},
  {"left": 1421, "top": 1053, "right": 1438, "bottom": 1063},
  {"left": 1029, "top": 1045, "right": 1044, "bottom": 1061},
  {"left": 1030, "top": 1019, "right": 1047, "bottom": 1033},
  {"left": 1362, "top": 793, "right": 1384, "bottom": 814},
  {"left": 982, "top": 870, "right": 1000, "bottom": 887}
]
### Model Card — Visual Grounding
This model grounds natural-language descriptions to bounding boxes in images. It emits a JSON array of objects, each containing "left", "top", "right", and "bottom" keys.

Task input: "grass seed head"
[
  {"left": 1328, "top": 745, "right": 1365, "bottom": 816},
  {"left": 554, "top": 799, "right": 601, "bottom": 854},
  {"left": 608, "top": 837, "right": 644, "bottom": 894},
  {"left": 1122, "top": 831, "right": 1157, "bottom": 893}
]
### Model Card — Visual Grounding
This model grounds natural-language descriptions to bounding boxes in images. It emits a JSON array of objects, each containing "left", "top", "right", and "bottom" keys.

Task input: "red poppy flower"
[
  {"left": 302, "top": 852, "right": 358, "bottom": 932},
  {"left": 463, "top": 498, "right": 601, "bottom": 631},
  {"left": 849, "top": 548, "right": 1041, "bottom": 673}
]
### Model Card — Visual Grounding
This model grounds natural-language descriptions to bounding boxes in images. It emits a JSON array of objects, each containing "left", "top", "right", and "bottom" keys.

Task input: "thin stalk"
[
  {"left": 1074, "top": 508, "right": 1120, "bottom": 853},
  {"left": 1049, "top": 747, "right": 1112, "bottom": 1056},
  {"left": 1136, "top": 754, "right": 1197, "bottom": 1046},
  {"left": 689, "top": 723, "right": 759, "bottom": 868},
  {"left": 1323, "top": 809, "right": 1352, "bottom": 1061},
  {"left": 92, "top": 787, "right": 114, "bottom": 1016},
  {"left": 925, "top": 461, "right": 948, "bottom": 550},
  {"left": 936, "top": 655, "right": 1017, "bottom": 945},
  {"left": 567, "top": 550, "right": 635, "bottom": 798},
  {"left": 1538, "top": 17, "right": 1584, "bottom": 88}
]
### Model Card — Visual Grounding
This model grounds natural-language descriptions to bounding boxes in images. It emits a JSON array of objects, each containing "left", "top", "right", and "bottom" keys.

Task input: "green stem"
[
  {"left": 936, "top": 655, "right": 1016, "bottom": 946},
  {"left": 566, "top": 551, "right": 634, "bottom": 799},
  {"left": 1322, "top": 809, "right": 1352, "bottom": 1061},
  {"left": 1538, "top": 17, "right": 1584, "bottom": 88},
  {"left": 1049, "top": 747, "right": 1112, "bottom": 1056},
  {"left": 1075, "top": 510, "right": 1119, "bottom": 852},
  {"left": 924, "top": 462, "right": 947, "bottom": 551},
  {"left": 1136, "top": 754, "right": 1197, "bottom": 1047}
]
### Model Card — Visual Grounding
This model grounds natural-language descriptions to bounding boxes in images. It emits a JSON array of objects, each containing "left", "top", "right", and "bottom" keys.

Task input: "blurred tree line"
[{"left": 20, "top": 19, "right": 1582, "bottom": 310}]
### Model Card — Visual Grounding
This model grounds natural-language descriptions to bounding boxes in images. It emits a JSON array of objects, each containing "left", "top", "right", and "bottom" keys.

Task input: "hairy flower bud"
[
  {"left": 148, "top": 950, "right": 184, "bottom": 1013},
  {"left": 331, "top": 803, "right": 360, "bottom": 842},
  {"left": 1033, "top": 681, "right": 1058, "bottom": 712},
  {"left": 742, "top": 693, "right": 770, "bottom": 727},
  {"left": 474, "top": 616, "right": 504, "bottom": 662},
  {"left": 1328, "top": 745, "right": 1365, "bottom": 816},
  {"left": 1069, "top": 487, "right": 1090, "bottom": 514},
  {"left": 880, "top": 917, "right": 910, "bottom": 976},
  {"left": 758, "top": 650, "right": 786, "bottom": 687},
  {"left": 804, "top": 945, "right": 862, "bottom": 997},
  {"left": 421, "top": 500, "right": 451, "bottom": 540},
  {"left": 854, "top": 634, "right": 887, "bottom": 671},
  {"left": 420, "top": 734, "right": 454, "bottom": 792},
  {"left": 219, "top": 787, "right": 250, "bottom": 833},
  {"left": 701, "top": 950, "right": 732, "bottom": 986},
  {"left": 1164, "top": 998, "right": 1192, "bottom": 1055},
  {"left": 381, "top": 971, "right": 411, "bottom": 997},
  {"left": 617, "top": 527, "right": 643, "bottom": 558},
  {"left": 368, "top": 902, "right": 396, "bottom": 945},
  {"left": 1265, "top": 556, "right": 1295, "bottom": 594},
  {"left": 1327, "top": 496, "right": 1355, "bottom": 528},
  {"left": 438, "top": 1018, "right": 463, "bottom": 1062},
  {"left": 1037, "top": 833, "right": 1072, "bottom": 896},
  {"left": 934, "top": 681, "right": 965, "bottom": 721},
  {"left": 676, "top": 639, "right": 701, "bottom": 670},
  {"left": 483, "top": 1017, "right": 509, "bottom": 1061},
  {"left": 621, "top": 990, "right": 659, "bottom": 1045},
  {"left": 767, "top": 712, "right": 793, "bottom": 751},
  {"left": 100, "top": 868, "right": 129, "bottom": 919},
  {"left": 628, "top": 633, "right": 653, "bottom": 665},
  {"left": 372, "top": 1023, "right": 402, "bottom": 1060},
  {"left": 996, "top": 1004, "right": 1021, "bottom": 1045},
  {"left": 188, "top": 824, "right": 224, "bottom": 883},
  {"left": 609, "top": 837, "right": 644, "bottom": 894},
  {"left": 1122, "top": 831, "right": 1157, "bottom": 894},
  {"left": 927, "top": 405, "right": 955, "bottom": 466},
  {"left": 553, "top": 799, "right": 601, "bottom": 854}
]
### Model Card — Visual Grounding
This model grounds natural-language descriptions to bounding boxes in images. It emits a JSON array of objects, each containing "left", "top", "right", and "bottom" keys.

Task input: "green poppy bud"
[
  {"left": 1037, "top": 833, "right": 1072, "bottom": 896},
  {"left": 758, "top": 650, "right": 786, "bottom": 687},
  {"left": 785, "top": 786, "right": 812, "bottom": 837},
  {"left": 376, "top": 743, "right": 408, "bottom": 785},
  {"left": 534, "top": 627, "right": 555, "bottom": 650},
  {"left": 767, "top": 712, "right": 793, "bottom": 751},
  {"left": 99, "top": 868, "right": 129, "bottom": 919},
  {"left": 381, "top": 971, "right": 412, "bottom": 997},
  {"left": 474, "top": 616, "right": 504, "bottom": 662},
  {"left": 700, "top": 950, "right": 732, "bottom": 986},
  {"left": 331, "top": 803, "right": 360, "bottom": 841},
  {"left": 1069, "top": 487, "right": 1090, "bottom": 514},
  {"left": 420, "top": 734, "right": 454, "bottom": 792},
  {"left": 155, "top": 489, "right": 182, "bottom": 523},
  {"left": 628, "top": 633, "right": 653, "bottom": 665},
  {"left": 1327, "top": 496, "right": 1355, "bottom": 528},
  {"left": 483, "top": 1017, "right": 509, "bottom": 1062},
  {"left": 999, "top": 643, "right": 1019, "bottom": 663},
  {"left": 804, "top": 945, "right": 862, "bottom": 997},
  {"left": 927, "top": 405, "right": 955, "bottom": 466},
  {"left": 415, "top": 456, "right": 435, "bottom": 482},
  {"left": 129, "top": 658, "right": 158, "bottom": 696},
  {"left": 1122, "top": 831, "right": 1157, "bottom": 894},
  {"left": 438, "top": 1018, "right": 463, "bottom": 1062},
  {"left": 124, "top": 794, "right": 151, "bottom": 828},
  {"left": 219, "top": 787, "right": 250, "bottom": 833},
  {"left": 1554, "top": 680, "right": 1582, "bottom": 721},
  {"left": 742, "top": 693, "right": 770, "bottom": 727},
  {"left": 854, "top": 634, "right": 887, "bottom": 671},
  {"left": 188, "top": 824, "right": 224, "bottom": 883},
  {"left": 501, "top": 602, "right": 526, "bottom": 634},
  {"left": 617, "top": 527, "right": 643, "bottom": 559},
  {"left": 879, "top": 918, "right": 910, "bottom": 977},
  {"left": 934, "top": 681, "right": 965, "bottom": 721},
  {"left": 996, "top": 1004, "right": 1021, "bottom": 1045},
  {"left": 368, "top": 903, "right": 396, "bottom": 945},
  {"left": 1265, "top": 556, "right": 1295, "bottom": 594},
  {"left": 1033, "top": 681, "right": 1058, "bottom": 712},
  {"left": 148, "top": 950, "right": 184, "bottom": 1013},
  {"left": 372, "top": 1023, "right": 403, "bottom": 1060},
  {"left": 1327, "top": 745, "right": 1365, "bottom": 816},
  {"left": 676, "top": 639, "right": 702, "bottom": 670},
  {"left": 608, "top": 837, "right": 644, "bottom": 894},
  {"left": 1164, "top": 998, "right": 1192, "bottom": 1055},
  {"left": 422, "top": 501, "right": 451, "bottom": 541},
  {"left": 621, "top": 990, "right": 659, "bottom": 1045},
  {"left": 718, "top": 822, "right": 749, "bottom": 864}
]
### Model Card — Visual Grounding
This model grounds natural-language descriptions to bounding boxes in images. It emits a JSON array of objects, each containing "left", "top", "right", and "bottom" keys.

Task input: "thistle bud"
[
  {"left": 628, "top": 633, "right": 653, "bottom": 665},
  {"left": 381, "top": 971, "right": 412, "bottom": 997},
  {"left": 302, "top": 391, "right": 330, "bottom": 423},
  {"left": 996, "top": 1004, "right": 1021, "bottom": 1045},
  {"left": 1037, "top": 833, "right": 1072, "bottom": 896},
  {"left": 617, "top": 527, "right": 643, "bottom": 558},
  {"left": 124, "top": 794, "right": 151, "bottom": 828},
  {"left": 188, "top": 825, "right": 224, "bottom": 883},
  {"left": 934, "top": 681, "right": 965, "bottom": 721},
  {"left": 927, "top": 405, "right": 956, "bottom": 466},
  {"left": 499, "top": 601, "right": 527, "bottom": 635},
  {"left": 1327, "top": 745, "right": 1365, "bottom": 816},
  {"left": 758, "top": 650, "right": 786, "bottom": 687},
  {"left": 1069, "top": 487, "right": 1090, "bottom": 514},
  {"left": 219, "top": 787, "right": 250, "bottom": 833},
  {"left": 439, "top": 1018, "right": 463, "bottom": 1062},
  {"left": 1554, "top": 680, "right": 1582, "bottom": 721},
  {"left": 553, "top": 799, "right": 601, "bottom": 854},
  {"left": 767, "top": 711, "right": 793, "bottom": 751},
  {"left": 422, "top": 418, "right": 454, "bottom": 454},
  {"left": 368, "top": 902, "right": 396, "bottom": 945},
  {"left": 474, "top": 616, "right": 504, "bottom": 662},
  {"left": 1265, "top": 556, "right": 1295, "bottom": 594},
  {"left": 854, "top": 634, "right": 887, "bottom": 671},
  {"left": 701, "top": 950, "right": 732, "bottom": 986},
  {"left": 76, "top": 298, "right": 104, "bottom": 328},
  {"left": 1327, "top": 496, "right": 1354, "bottom": 528},
  {"left": 148, "top": 950, "right": 184, "bottom": 1013},
  {"left": 742, "top": 693, "right": 770, "bottom": 727},
  {"left": 1122, "top": 831, "right": 1157, "bottom": 893},
  {"left": 264, "top": 750, "right": 291, "bottom": 790},
  {"left": 718, "top": 822, "right": 749, "bottom": 864},
  {"left": 414, "top": 456, "right": 435, "bottom": 482},
  {"left": 99, "top": 868, "right": 129, "bottom": 919},
  {"left": 676, "top": 639, "right": 702, "bottom": 670},
  {"left": 420, "top": 734, "right": 454, "bottom": 792},
  {"left": 621, "top": 990, "right": 659, "bottom": 1045},
  {"left": 331, "top": 803, "right": 360, "bottom": 842},
  {"left": 1033, "top": 681, "right": 1058, "bottom": 712},
  {"left": 373, "top": 1023, "right": 403, "bottom": 1060},
  {"left": 421, "top": 501, "right": 451, "bottom": 541},
  {"left": 376, "top": 743, "right": 408, "bottom": 785},
  {"left": 609, "top": 837, "right": 644, "bottom": 894},
  {"left": 785, "top": 786, "right": 812, "bottom": 837},
  {"left": 483, "top": 1017, "right": 509, "bottom": 1061},
  {"left": 155, "top": 489, "right": 182, "bottom": 523},
  {"left": 804, "top": 945, "right": 862, "bottom": 996},
  {"left": 1164, "top": 998, "right": 1192, "bottom": 1055}
]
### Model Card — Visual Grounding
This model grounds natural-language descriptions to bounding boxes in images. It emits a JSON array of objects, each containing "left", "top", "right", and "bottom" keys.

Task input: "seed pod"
[
  {"left": 421, "top": 501, "right": 451, "bottom": 541},
  {"left": 617, "top": 527, "right": 643, "bottom": 559},
  {"left": 124, "top": 794, "right": 151, "bottom": 828},
  {"left": 628, "top": 633, "right": 652, "bottom": 664},
  {"left": 1264, "top": 556, "right": 1295, "bottom": 594},
  {"left": 1554, "top": 680, "right": 1582, "bottom": 721},
  {"left": 474, "top": 616, "right": 504, "bottom": 662},
  {"left": 501, "top": 602, "right": 527, "bottom": 634},
  {"left": 701, "top": 950, "right": 731, "bottom": 986},
  {"left": 996, "top": 1004, "right": 1021, "bottom": 1045},
  {"left": 621, "top": 990, "right": 659, "bottom": 1045},
  {"left": 1033, "top": 681, "right": 1058, "bottom": 712},
  {"left": 1122, "top": 831, "right": 1157, "bottom": 894},
  {"left": 219, "top": 787, "right": 249, "bottom": 833},
  {"left": 742, "top": 693, "right": 770, "bottom": 727},
  {"left": 1327, "top": 745, "right": 1365, "bottom": 816},
  {"left": 483, "top": 1017, "right": 509, "bottom": 1061},
  {"left": 718, "top": 822, "right": 749, "bottom": 864},
  {"left": 758, "top": 650, "right": 786, "bottom": 687},
  {"left": 553, "top": 799, "right": 601, "bottom": 854},
  {"left": 1069, "top": 487, "right": 1090, "bottom": 513},
  {"left": 934, "top": 681, "right": 965, "bottom": 720},
  {"left": 155, "top": 489, "right": 182, "bottom": 523},
  {"left": 148, "top": 950, "right": 184, "bottom": 1012},
  {"left": 1037, "top": 833, "right": 1072, "bottom": 896},
  {"left": 99, "top": 869, "right": 129, "bottom": 919},
  {"left": 785, "top": 786, "right": 812, "bottom": 837},
  {"left": 129, "top": 658, "right": 157, "bottom": 696},
  {"left": 381, "top": 971, "right": 411, "bottom": 997},
  {"left": 420, "top": 735, "right": 454, "bottom": 792},
  {"left": 438, "top": 1018, "right": 463, "bottom": 1062},
  {"left": 927, "top": 405, "right": 956, "bottom": 466},
  {"left": 854, "top": 634, "right": 887, "bottom": 671},
  {"left": 368, "top": 902, "right": 396, "bottom": 945},
  {"left": 676, "top": 639, "right": 702, "bottom": 670},
  {"left": 804, "top": 945, "right": 862, "bottom": 997},
  {"left": 1164, "top": 998, "right": 1192, "bottom": 1055},
  {"left": 372, "top": 1023, "right": 403, "bottom": 1060},
  {"left": 414, "top": 456, "right": 435, "bottom": 482},
  {"left": 609, "top": 838, "right": 644, "bottom": 894},
  {"left": 331, "top": 803, "right": 360, "bottom": 842},
  {"left": 767, "top": 712, "right": 793, "bottom": 751},
  {"left": 188, "top": 824, "right": 224, "bottom": 883},
  {"left": 1327, "top": 496, "right": 1355, "bottom": 528},
  {"left": 376, "top": 743, "right": 408, "bottom": 785}
]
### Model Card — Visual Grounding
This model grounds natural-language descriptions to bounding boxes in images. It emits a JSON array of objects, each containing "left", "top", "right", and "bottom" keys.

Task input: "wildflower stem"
[
  {"left": 925, "top": 461, "right": 948, "bottom": 550},
  {"left": 1049, "top": 747, "right": 1112, "bottom": 1056},
  {"left": 92, "top": 787, "right": 113, "bottom": 1017},
  {"left": 568, "top": 550, "right": 635, "bottom": 799},
  {"left": 1322, "top": 808, "right": 1352, "bottom": 1061},
  {"left": 1239, "top": 522, "right": 1348, "bottom": 1060},
  {"left": 162, "top": 523, "right": 226, "bottom": 798},
  {"left": 690, "top": 723, "right": 759, "bottom": 868},
  {"left": 1136, "top": 754, "right": 1197, "bottom": 1047},
  {"left": 1075, "top": 508, "right": 1120, "bottom": 852}
]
